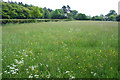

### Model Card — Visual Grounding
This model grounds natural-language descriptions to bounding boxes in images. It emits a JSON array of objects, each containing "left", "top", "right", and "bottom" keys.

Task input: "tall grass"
[{"left": 2, "top": 21, "right": 118, "bottom": 78}]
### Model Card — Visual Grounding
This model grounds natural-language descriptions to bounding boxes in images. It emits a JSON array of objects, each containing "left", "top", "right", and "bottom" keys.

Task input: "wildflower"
[
  {"left": 15, "top": 69, "right": 19, "bottom": 71},
  {"left": 12, "top": 72, "right": 16, "bottom": 74},
  {"left": 7, "top": 72, "right": 10, "bottom": 74},
  {"left": 34, "top": 65, "right": 38, "bottom": 68},
  {"left": 91, "top": 72, "right": 93, "bottom": 74},
  {"left": 72, "top": 76, "right": 75, "bottom": 78},
  {"left": 29, "top": 51, "right": 33, "bottom": 54},
  {"left": 46, "top": 64, "right": 48, "bottom": 67},
  {"left": 35, "top": 70, "right": 38, "bottom": 73},
  {"left": 31, "top": 66, "right": 34, "bottom": 70},
  {"left": 21, "top": 58, "right": 24, "bottom": 60},
  {"left": 10, "top": 70, "right": 15, "bottom": 73},
  {"left": 4, "top": 70, "right": 7, "bottom": 73},
  {"left": 47, "top": 73, "right": 51, "bottom": 78},
  {"left": 27, "top": 71, "right": 29, "bottom": 73},
  {"left": 26, "top": 68, "right": 28, "bottom": 71},
  {"left": 70, "top": 75, "right": 75, "bottom": 78},
  {"left": 58, "top": 67, "right": 60, "bottom": 72},
  {"left": 34, "top": 75, "right": 39, "bottom": 78},
  {"left": 12, "top": 64, "right": 17, "bottom": 67},
  {"left": 10, "top": 67, "right": 15, "bottom": 69},
  {"left": 0, "top": 73, "right": 2, "bottom": 76},
  {"left": 76, "top": 56, "right": 79, "bottom": 58},
  {"left": 93, "top": 73, "right": 96, "bottom": 76},
  {"left": 40, "top": 63, "right": 42, "bottom": 66},
  {"left": 65, "top": 71, "right": 70, "bottom": 73},
  {"left": 29, "top": 74, "right": 33, "bottom": 78},
  {"left": 110, "top": 67, "right": 113, "bottom": 70}
]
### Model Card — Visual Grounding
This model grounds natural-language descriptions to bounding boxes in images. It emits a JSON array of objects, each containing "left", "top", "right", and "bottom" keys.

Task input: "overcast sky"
[{"left": 3, "top": 0, "right": 120, "bottom": 16}]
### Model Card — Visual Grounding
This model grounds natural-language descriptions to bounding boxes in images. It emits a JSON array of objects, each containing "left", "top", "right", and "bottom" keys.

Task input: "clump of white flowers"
[{"left": 91, "top": 71, "right": 97, "bottom": 76}]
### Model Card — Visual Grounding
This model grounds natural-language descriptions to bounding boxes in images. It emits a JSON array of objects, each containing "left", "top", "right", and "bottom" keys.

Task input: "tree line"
[{"left": 1, "top": 1, "right": 120, "bottom": 21}]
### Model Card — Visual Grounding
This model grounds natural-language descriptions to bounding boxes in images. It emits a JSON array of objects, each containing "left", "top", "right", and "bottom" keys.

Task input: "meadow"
[{"left": 2, "top": 21, "right": 118, "bottom": 78}]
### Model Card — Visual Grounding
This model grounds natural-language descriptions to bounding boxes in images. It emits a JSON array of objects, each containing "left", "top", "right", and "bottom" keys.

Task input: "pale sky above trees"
[{"left": 3, "top": 0, "right": 120, "bottom": 16}]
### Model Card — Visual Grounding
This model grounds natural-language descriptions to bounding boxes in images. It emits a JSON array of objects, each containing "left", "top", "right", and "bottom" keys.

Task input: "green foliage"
[
  {"left": 21, "top": 7, "right": 31, "bottom": 19},
  {"left": 2, "top": 21, "right": 118, "bottom": 78},
  {"left": 72, "top": 10, "right": 78, "bottom": 16},
  {"left": 116, "top": 15, "right": 120, "bottom": 21},
  {"left": 1, "top": 19, "right": 67, "bottom": 24},
  {"left": 51, "top": 9, "right": 66, "bottom": 19},
  {"left": 67, "top": 13, "right": 73, "bottom": 20},
  {"left": 44, "top": 9, "right": 51, "bottom": 19},
  {"left": 106, "top": 10, "right": 117, "bottom": 21},
  {"left": 2, "top": 1, "right": 119, "bottom": 21},
  {"left": 2, "top": 1, "right": 48, "bottom": 19},
  {"left": 91, "top": 16, "right": 103, "bottom": 21},
  {"left": 74, "top": 13, "right": 88, "bottom": 20},
  {"left": 39, "top": 8, "right": 45, "bottom": 18},
  {"left": 30, "top": 7, "right": 42, "bottom": 19},
  {"left": 108, "top": 15, "right": 116, "bottom": 21},
  {"left": 106, "top": 10, "right": 117, "bottom": 17},
  {"left": 10, "top": 10, "right": 18, "bottom": 19}
]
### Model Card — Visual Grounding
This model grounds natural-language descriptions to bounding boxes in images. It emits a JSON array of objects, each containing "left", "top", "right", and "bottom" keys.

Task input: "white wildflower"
[
  {"left": 7, "top": 72, "right": 10, "bottom": 74},
  {"left": 34, "top": 65, "right": 38, "bottom": 68},
  {"left": 4, "top": 70, "right": 7, "bottom": 73},
  {"left": 15, "top": 69, "right": 19, "bottom": 71},
  {"left": 47, "top": 73, "right": 51, "bottom": 78},
  {"left": 65, "top": 71, "right": 70, "bottom": 73},
  {"left": 26, "top": 68, "right": 28, "bottom": 71},
  {"left": 21, "top": 58, "right": 24, "bottom": 60},
  {"left": 23, "top": 50, "right": 26, "bottom": 52},
  {"left": 46, "top": 64, "right": 48, "bottom": 67},
  {"left": 29, "top": 74, "right": 33, "bottom": 78},
  {"left": 10, "top": 70, "right": 14, "bottom": 73},
  {"left": 58, "top": 67, "right": 60, "bottom": 72},
  {"left": 40, "top": 63, "right": 42, "bottom": 66},
  {"left": 94, "top": 73, "right": 96, "bottom": 76},
  {"left": 12, "top": 64, "right": 17, "bottom": 67},
  {"left": 0, "top": 73, "right": 2, "bottom": 76},
  {"left": 72, "top": 76, "right": 75, "bottom": 78},
  {"left": 10, "top": 67, "right": 15, "bottom": 69},
  {"left": 12, "top": 72, "right": 16, "bottom": 74},
  {"left": 91, "top": 72, "right": 93, "bottom": 74},
  {"left": 27, "top": 71, "right": 29, "bottom": 73},
  {"left": 34, "top": 75, "right": 39, "bottom": 78},
  {"left": 29, "top": 66, "right": 34, "bottom": 70}
]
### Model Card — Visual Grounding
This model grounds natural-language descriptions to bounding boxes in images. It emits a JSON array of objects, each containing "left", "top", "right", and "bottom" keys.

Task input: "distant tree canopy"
[
  {"left": 116, "top": 15, "right": 120, "bottom": 21},
  {"left": 51, "top": 9, "right": 67, "bottom": 19},
  {"left": 2, "top": 1, "right": 50, "bottom": 19},
  {"left": 91, "top": 15, "right": 104, "bottom": 21},
  {"left": 1, "top": 1, "right": 120, "bottom": 21},
  {"left": 74, "top": 13, "right": 88, "bottom": 20},
  {"left": 105, "top": 10, "right": 117, "bottom": 21}
]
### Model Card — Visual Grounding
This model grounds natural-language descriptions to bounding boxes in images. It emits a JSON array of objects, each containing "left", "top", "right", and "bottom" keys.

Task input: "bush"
[{"left": 2, "top": 19, "right": 68, "bottom": 24}]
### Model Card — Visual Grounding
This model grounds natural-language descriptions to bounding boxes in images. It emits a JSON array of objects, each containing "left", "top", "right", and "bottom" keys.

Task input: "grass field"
[{"left": 2, "top": 21, "right": 118, "bottom": 78}]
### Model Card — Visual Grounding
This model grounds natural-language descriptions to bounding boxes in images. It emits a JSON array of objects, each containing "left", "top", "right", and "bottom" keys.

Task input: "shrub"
[{"left": 2, "top": 19, "right": 67, "bottom": 24}]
